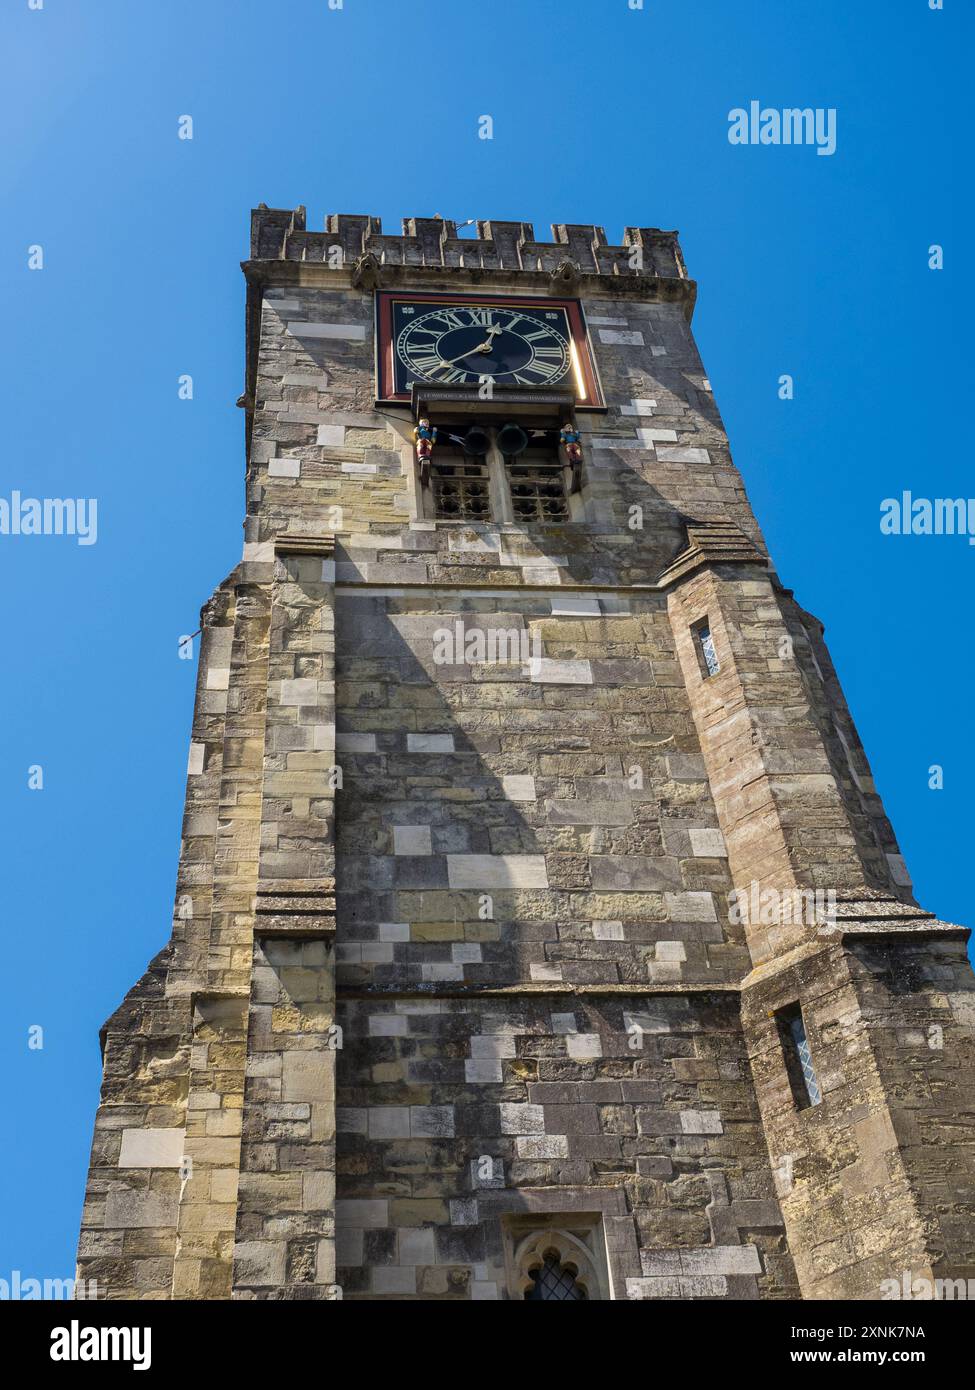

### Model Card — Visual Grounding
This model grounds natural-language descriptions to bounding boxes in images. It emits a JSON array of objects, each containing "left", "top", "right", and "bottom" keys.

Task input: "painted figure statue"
[
  {"left": 413, "top": 417, "right": 437, "bottom": 484},
  {"left": 560, "top": 421, "right": 584, "bottom": 493}
]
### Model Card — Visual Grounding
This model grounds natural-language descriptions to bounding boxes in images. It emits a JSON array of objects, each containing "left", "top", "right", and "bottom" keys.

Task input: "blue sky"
[{"left": 0, "top": 0, "right": 969, "bottom": 1281}]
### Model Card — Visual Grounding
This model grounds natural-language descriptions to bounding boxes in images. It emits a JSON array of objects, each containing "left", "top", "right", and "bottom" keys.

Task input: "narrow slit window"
[
  {"left": 776, "top": 1003, "right": 822, "bottom": 1110},
  {"left": 693, "top": 619, "right": 720, "bottom": 677}
]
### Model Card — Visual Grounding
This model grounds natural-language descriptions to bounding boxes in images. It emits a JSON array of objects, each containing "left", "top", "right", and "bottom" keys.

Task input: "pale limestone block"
[
  {"left": 592, "top": 920, "right": 624, "bottom": 940},
  {"left": 361, "top": 944, "right": 393, "bottom": 964},
  {"left": 471, "top": 1281, "right": 500, "bottom": 1300},
  {"left": 289, "top": 321, "right": 367, "bottom": 340},
  {"left": 656, "top": 941, "right": 687, "bottom": 962},
  {"left": 680, "top": 1109, "right": 724, "bottom": 1135},
  {"left": 368, "top": 1015, "right": 407, "bottom": 1036},
  {"left": 499, "top": 1103, "right": 545, "bottom": 1135},
  {"left": 636, "top": 428, "right": 678, "bottom": 446},
  {"left": 206, "top": 667, "right": 230, "bottom": 691},
  {"left": 282, "top": 371, "right": 329, "bottom": 387},
  {"left": 550, "top": 596, "right": 600, "bottom": 617},
  {"left": 529, "top": 658, "right": 594, "bottom": 685},
  {"left": 187, "top": 743, "right": 205, "bottom": 776},
  {"left": 452, "top": 943, "right": 482, "bottom": 964},
  {"left": 656, "top": 446, "right": 710, "bottom": 464},
  {"left": 447, "top": 530, "right": 500, "bottom": 553},
  {"left": 394, "top": 825, "right": 432, "bottom": 855},
  {"left": 280, "top": 678, "right": 318, "bottom": 706},
  {"left": 590, "top": 435, "right": 637, "bottom": 450},
  {"left": 317, "top": 424, "right": 345, "bottom": 446},
  {"left": 243, "top": 540, "right": 274, "bottom": 562},
  {"left": 465, "top": 1058, "right": 503, "bottom": 1084},
  {"left": 335, "top": 1199, "right": 388, "bottom": 1228},
  {"left": 407, "top": 733, "right": 454, "bottom": 753},
  {"left": 520, "top": 565, "right": 563, "bottom": 585},
  {"left": 566, "top": 1033, "right": 603, "bottom": 1060},
  {"left": 470, "top": 1035, "right": 517, "bottom": 1057},
  {"left": 446, "top": 854, "right": 548, "bottom": 889},
  {"left": 530, "top": 962, "right": 563, "bottom": 981},
  {"left": 118, "top": 1127, "right": 186, "bottom": 1169},
  {"left": 313, "top": 724, "right": 336, "bottom": 751},
  {"left": 373, "top": 1266, "right": 416, "bottom": 1294},
  {"left": 681, "top": 1245, "right": 761, "bottom": 1275},
  {"left": 399, "top": 1228, "right": 436, "bottom": 1266},
  {"left": 421, "top": 963, "right": 464, "bottom": 982},
  {"left": 268, "top": 457, "right": 300, "bottom": 479},
  {"left": 550, "top": 1012, "right": 577, "bottom": 1034},
  {"left": 336, "top": 733, "right": 377, "bottom": 753},
  {"left": 516, "top": 1135, "right": 569, "bottom": 1159},
  {"left": 689, "top": 828, "right": 728, "bottom": 857},
  {"left": 502, "top": 774, "right": 536, "bottom": 801},
  {"left": 665, "top": 891, "right": 717, "bottom": 922},
  {"left": 627, "top": 1277, "right": 682, "bottom": 1299},
  {"left": 379, "top": 923, "right": 410, "bottom": 942},
  {"left": 599, "top": 328, "right": 644, "bottom": 345}
]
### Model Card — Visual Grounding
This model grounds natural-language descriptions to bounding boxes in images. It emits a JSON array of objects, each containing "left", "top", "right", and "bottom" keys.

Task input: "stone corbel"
[
  {"left": 550, "top": 258, "right": 581, "bottom": 291},
  {"left": 351, "top": 251, "right": 382, "bottom": 290}
]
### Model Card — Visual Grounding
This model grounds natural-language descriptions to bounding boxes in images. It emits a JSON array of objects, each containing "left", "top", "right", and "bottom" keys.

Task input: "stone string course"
[{"left": 76, "top": 207, "right": 975, "bottom": 1301}]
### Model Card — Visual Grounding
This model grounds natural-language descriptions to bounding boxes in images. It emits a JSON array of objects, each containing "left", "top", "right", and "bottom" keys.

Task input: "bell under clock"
[{"left": 375, "top": 291, "right": 603, "bottom": 406}]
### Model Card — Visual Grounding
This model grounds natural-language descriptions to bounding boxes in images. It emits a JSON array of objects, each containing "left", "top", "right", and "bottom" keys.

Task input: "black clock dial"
[{"left": 395, "top": 304, "right": 572, "bottom": 389}]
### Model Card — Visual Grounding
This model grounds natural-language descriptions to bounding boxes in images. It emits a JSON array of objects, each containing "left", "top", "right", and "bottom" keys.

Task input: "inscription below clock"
[{"left": 396, "top": 305, "right": 572, "bottom": 388}]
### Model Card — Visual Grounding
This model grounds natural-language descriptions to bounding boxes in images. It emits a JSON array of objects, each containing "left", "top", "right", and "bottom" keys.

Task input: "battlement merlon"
[{"left": 245, "top": 204, "right": 691, "bottom": 287}]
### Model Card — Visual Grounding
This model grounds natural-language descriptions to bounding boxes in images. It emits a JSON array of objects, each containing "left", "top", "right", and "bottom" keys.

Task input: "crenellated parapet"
[{"left": 247, "top": 205, "right": 688, "bottom": 280}]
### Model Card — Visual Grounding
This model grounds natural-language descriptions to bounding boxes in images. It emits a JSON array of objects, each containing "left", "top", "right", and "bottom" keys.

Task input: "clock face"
[
  {"left": 375, "top": 292, "right": 602, "bottom": 405},
  {"left": 396, "top": 304, "right": 571, "bottom": 389}
]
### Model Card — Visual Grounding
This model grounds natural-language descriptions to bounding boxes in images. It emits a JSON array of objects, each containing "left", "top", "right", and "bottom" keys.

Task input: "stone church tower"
[{"left": 77, "top": 206, "right": 975, "bottom": 1301}]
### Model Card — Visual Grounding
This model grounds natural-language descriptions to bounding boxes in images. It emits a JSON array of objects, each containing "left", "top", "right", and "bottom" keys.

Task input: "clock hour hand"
[{"left": 439, "top": 339, "right": 496, "bottom": 366}]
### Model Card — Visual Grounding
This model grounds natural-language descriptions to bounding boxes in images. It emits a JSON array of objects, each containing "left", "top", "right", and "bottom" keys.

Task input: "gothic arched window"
[
  {"left": 508, "top": 1225, "right": 606, "bottom": 1300},
  {"left": 524, "top": 1251, "right": 588, "bottom": 1300}
]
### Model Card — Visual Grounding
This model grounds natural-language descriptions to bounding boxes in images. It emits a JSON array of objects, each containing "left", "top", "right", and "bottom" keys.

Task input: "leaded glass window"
[
  {"left": 777, "top": 1003, "right": 822, "bottom": 1109},
  {"left": 696, "top": 621, "right": 720, "bottom": 677},
  {"left": 524, "top": 1253, "right": 588, "bottom": 1301}
]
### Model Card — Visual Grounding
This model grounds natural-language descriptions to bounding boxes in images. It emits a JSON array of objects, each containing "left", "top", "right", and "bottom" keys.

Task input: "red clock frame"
[{"left": 374, "top": 290, "right": 605, "bottom": 408}]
